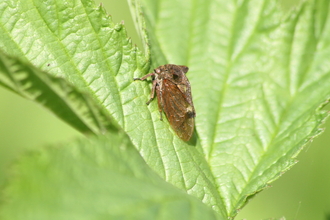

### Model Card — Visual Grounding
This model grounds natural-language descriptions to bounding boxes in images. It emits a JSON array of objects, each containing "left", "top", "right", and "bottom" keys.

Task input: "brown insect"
[{"left": 134, "top": 64, "right": 196, "bottom": 141}]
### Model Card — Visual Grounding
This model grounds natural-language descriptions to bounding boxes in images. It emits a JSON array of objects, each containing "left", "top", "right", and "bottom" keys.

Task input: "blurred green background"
[{"left": 0, "top": 0, "right": 329, "bottom": 219}]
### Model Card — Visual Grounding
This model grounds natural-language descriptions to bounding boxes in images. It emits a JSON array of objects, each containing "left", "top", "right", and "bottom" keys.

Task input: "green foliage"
[
  {"left": 1, "top": 133, "right": 219, "bottom": 220},
  {"left": 0, "top": 0, "right": 330, "bottom": 219},
  {"left": 0, "top": 51, "right": 116, "bottom": 134}
]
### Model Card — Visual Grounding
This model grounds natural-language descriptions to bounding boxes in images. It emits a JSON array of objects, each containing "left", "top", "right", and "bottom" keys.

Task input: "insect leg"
[
  {"left": 156, "top": 87, "right": 163, "bottom": 121},
  {"left": 133, "top": 72, "right": 155, "bottom": 81},
  {"left": 146, "top": 79, "right": 157, "bottom": 105},
  {"left": 159, "top": 111, "right": 163, "bottom": 121},
  {"left": 157, "top": 93, "right": 163, "bottom": 121}
]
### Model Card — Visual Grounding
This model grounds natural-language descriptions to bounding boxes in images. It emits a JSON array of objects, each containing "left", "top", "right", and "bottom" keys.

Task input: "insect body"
[{"left": 134, "top": 64, "right": 195, "bottom": 141}]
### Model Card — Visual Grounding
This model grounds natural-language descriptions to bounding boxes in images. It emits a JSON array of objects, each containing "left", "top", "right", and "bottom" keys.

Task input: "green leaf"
[
  {"left": 0, "top": 0, "right": 226, "bottom": 217},
  {"left": 135, "top": 0, "right": 330, "bottom": 217},
  {"left": 0, "top": 0, "right": 150, "bottom": 132},
  {"left": 0, "top": 133, "right": 220, "bottom": 220},
  {"left": 0, "top": 50, "right": 117, "bottom": 134},
  {"left": 1, "top": 0, "right": 330, "bottom": 219}
]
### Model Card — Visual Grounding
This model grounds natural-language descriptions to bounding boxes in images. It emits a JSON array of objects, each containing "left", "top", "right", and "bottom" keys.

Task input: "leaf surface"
[
  {"left": 0, "top": 133, "right": 220, "bottom": 220},
  {"left": 137, "top": 0, "right": 330, "bottom": 216},
  {"left": 0, "top": 0, "right": 330, "bottom": 219}
]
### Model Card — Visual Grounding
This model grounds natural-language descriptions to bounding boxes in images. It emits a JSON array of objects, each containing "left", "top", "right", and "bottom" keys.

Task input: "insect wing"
[{"left": 161, "top": 79, "right": 195, "bottom": 141}]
